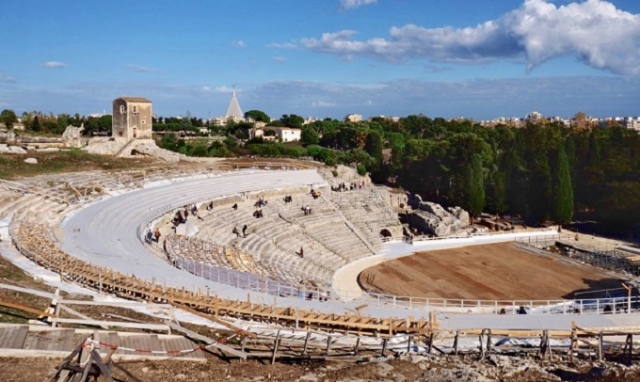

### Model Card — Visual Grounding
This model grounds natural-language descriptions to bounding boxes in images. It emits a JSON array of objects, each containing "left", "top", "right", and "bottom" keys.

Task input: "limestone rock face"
[
  {"left": 0, "top": 144, "right": 27, "bottom": 154},
  {"left": 62, "top": 124, "right": 85, "bottom": 147},
  {"left": 85, "top": 138, "right": 125, "bottom": 155},
  {"left": 448, "top": 206, "right": 470, "bottom": 226},
  {"left": 405, "top": 197, "right": 470, "bottom": 237},
  {"left": 24, "top": 157, "right": 38, "bottom": 164},
  {"left": 127, "top": 140, "right": 184, "bottom": 162}
]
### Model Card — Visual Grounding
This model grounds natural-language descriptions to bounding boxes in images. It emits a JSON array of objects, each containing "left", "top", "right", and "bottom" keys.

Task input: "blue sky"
[{"left": 2, "top": 0, "right": 640, "bottom": 120}]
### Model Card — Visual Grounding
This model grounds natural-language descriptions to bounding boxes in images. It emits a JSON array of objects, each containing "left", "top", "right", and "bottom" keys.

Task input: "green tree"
[
  {"left": 463, "top": 154, "right": 485, "bottom": 217},
  {"left": 300, "top": 126, "right": 319, "bottom": 146},
  {"left": 280, "top": 114, "right": 304, "bottom": 128},
  {"left": 364, "top": 129, "right": 383, "bottom": 174},
  {"left": 244, "top": 110, "right": 270, "bottom": 123},
  {"left": 553, "top": 146, "right": 574, "bottom": 224},
  {"left": 0, "top": 109, "right": 18, "bottom": 129},
  {"left": 31, "top": 115, "right": 41, "bottom": 132},
  {"left": 98, "top": 115, "right": 112, "bottom": 133}
]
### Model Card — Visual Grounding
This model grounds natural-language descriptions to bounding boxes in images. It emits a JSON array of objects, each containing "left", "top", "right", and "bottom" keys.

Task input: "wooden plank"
[
  {"left": 96, "top": 332, "right": 114, "bottom": 355},
  {"left": 110, "top": 334, "right": 123, "bottom": 355},
  {"left": 128, "top": 335, "right": 145, "bottom": 354},
  {"left": 161, "top": 337, "right": 181, "bottom": 355},
  {"left": 0, "top": 298, "right": 45, "bottom": 317},
  {"left": 50, "top": 318, "right": 169, "bottom": 331},
  {"left": 165, "top": 337, "right": 192, "bottom": 359},
  {"left": 49, "top": 330, "right": 71, "bottom": 352},
  {"left": 147, "top": 335, "right": 162, "bottom": 356},
  {"left": 166, "top": 322, "right": 247, "bottom": 359},
  {"left": 33, "top": 331, "right": 51, "bottom": 351},
  {"left": 0, "top": 328, "right": 13, "bottom": 347},
  {"left": 9, "top": 326, "right": 29, "bottom": 349},
  {"left": 0, "top": 328, "right": 12, "bottom": 348},
  {"left": 61, "top": 329, "right": 77, "bottom": 352},
  {"left": 58, "top": 305, "right": 108, "bottom": 329},
  {"left": 141, "top": 334, "right": 153, "bottom": 355},
  {"left": 175, "top": 306, "right": 256, "bottom": 338}
]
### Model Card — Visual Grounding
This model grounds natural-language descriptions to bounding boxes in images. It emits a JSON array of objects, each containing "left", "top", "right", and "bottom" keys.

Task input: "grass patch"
[
  {"left": 0, "top": 255, "right": 53, "bottom": 323},
  {"left": 0, "top": 150, "right": 158, "bottom": 179}
]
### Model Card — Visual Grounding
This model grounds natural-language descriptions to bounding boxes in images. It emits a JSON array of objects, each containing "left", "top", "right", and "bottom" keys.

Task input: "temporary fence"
[{"left": 173, "top": 259, "right": 331, "bottom": 302}]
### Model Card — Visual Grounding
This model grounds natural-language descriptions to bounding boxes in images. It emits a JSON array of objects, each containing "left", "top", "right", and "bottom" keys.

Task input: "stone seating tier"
[{"left": 150, "top": 178, "right": 399, "bottom": 289}]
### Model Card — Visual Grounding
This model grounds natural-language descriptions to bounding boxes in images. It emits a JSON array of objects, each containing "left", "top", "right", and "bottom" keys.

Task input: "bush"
[{"left": 357, "top": 163, "right": 367, "bottom": 176}]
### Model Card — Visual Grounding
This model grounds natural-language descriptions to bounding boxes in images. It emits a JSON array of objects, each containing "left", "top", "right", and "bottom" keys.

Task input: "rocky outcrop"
[
  {"left": 84, "top": 138, "right": 125, "bottom": 155},
  {"left": 406, "top": 200, "right": 470, "bottom": 237},
  {"left": 0, "top": 143, "right": 27, "bottom": 154},
  {"left": 126, "top": 140, "right": 186, "bottom": 162},
  {"left": 85, "top": 138, "right": 183, "bottom": 162},
  {"left": 61, "top": 124, "right": 85, "bottom": 148},
  {"left": 448, "top": 206, "right": 470, "bottom": 226}
]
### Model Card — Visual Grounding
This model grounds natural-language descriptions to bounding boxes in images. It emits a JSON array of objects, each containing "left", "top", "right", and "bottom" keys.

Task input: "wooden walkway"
[{"left": 0, "top": 324, "right": 206, "bottom": 362}]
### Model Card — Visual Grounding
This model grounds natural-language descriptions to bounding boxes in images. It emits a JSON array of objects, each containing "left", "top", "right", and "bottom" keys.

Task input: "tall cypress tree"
[
  {"left": 553, "top": 145, "right": 574, "bottom": 224},
  {"left": 464, "top": 154, "right": 485, "bottom": 217}
]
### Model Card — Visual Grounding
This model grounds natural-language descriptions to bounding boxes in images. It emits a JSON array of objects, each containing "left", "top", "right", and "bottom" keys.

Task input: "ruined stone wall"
[{"left": 112, "top": 98, "right": 129, "bottom": 142}]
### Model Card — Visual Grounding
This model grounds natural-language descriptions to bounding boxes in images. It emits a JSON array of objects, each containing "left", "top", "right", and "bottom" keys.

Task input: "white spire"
[{"left": 225, "top": 89, "right": 243, "bottom": 120}]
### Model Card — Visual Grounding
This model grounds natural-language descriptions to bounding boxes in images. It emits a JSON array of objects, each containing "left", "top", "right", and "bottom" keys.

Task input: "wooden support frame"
[{"left": 10, "top": 221, "right": 432, "bottom": 337}]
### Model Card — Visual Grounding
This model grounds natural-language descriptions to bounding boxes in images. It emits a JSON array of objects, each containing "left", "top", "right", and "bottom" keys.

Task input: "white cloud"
[
  {"left": 126, "top": 64, "right": 158, "bottom": 73},
  {"left": 202, "top": 86, "right": 211, "bottom": 92},
  {"left": 266, "top": 42, "right": 297, "bottom": 49},
  {"left": 273, "top": 56, "right": 287, "bottom": 63},
  {"left": 312, "top": 100, "right": 336, "bottom": 107},
  {"left": 231, "top": 40, "right": 245, "bottom": 48},
  {"left": 340, "top": 0, "right": 377, "bottom": 9},
  {"left": 43, "top": 61, "right": 67, "bottom": 68},
  {"left": 303, "top": 0, "right": 640, "bottom": 74},
  {"left": 214, "top": 86, "right": 235, "bottom": 93}
]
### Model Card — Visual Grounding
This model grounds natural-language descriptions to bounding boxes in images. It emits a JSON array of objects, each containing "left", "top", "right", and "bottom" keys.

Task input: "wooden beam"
[
  {"left": 0, "top": 297, "right": 47, "bottom": 317},
  {"left": 175, "top": 305, "right": 256, "bottom": 338},
  {"left": 165, "top": 321, "right": 247, "bottom": 360},
  {"left": 271, "top": 329, "right": 281, "bottom": 365},
  {"left": 51, "top": 318, "right": 169, "bottom": 331}
]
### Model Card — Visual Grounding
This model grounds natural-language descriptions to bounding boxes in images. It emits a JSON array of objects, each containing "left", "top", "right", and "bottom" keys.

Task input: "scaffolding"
[{"left": 556, "top": 242, "right": 640, "bottom": 276}]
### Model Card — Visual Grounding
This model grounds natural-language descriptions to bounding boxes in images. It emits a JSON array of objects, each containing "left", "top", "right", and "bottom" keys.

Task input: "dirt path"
[{"left": 359, "top": 243, "right": 624, "bottom": 300}]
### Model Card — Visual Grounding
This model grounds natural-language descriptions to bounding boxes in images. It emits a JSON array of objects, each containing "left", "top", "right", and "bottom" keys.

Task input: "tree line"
[
  {"left": 159, "top": 112, "right": 640, "bottom": 229},
  {"left": 3, "top": 107, "right": 638, "bottom": 228}
]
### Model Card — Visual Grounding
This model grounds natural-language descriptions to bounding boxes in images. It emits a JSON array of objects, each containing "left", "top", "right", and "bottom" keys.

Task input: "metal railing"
[
  {"left": 173, "top": 259, "right": 333, "bottom": 303},
  {"left": 336, "top": 290, "right": 640, "bottom": 315}
]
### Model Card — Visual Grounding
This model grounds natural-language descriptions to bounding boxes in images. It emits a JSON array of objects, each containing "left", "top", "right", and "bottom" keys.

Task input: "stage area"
[{"left": 358, "top": 243, "right": 624, "bottom": 301}]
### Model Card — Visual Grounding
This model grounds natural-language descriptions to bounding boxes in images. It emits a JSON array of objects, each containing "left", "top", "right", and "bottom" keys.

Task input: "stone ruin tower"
[{"left": 112, "top": 97, "right": 152, "bottom": 142}]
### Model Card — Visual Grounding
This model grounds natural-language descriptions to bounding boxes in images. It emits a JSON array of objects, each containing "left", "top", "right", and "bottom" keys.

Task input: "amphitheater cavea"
[{"left": 0, "top": 114, "right": 639, "bottom": 378}]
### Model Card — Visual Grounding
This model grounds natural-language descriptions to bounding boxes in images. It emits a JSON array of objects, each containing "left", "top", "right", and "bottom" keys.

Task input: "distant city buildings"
[
  {"left": 250, "top": 126, "right": 301, "bottom": 142},
  {"left": 345, "top": 114, "right": 363, "bottom": 123},
  {"left": 479, "top": 111, "right": 640, "bottom": 131},
  {"left": 303, "top": 116, "right": 320, "bottom": 125},
  {"left": 370, "top": 115, "right": 400, "bottom": 123}
]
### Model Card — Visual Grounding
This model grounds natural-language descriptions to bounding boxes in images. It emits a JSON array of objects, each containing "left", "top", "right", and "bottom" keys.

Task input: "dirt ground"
[{"left": 359, "top": 242, "right": 624, "bottom": 300}]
